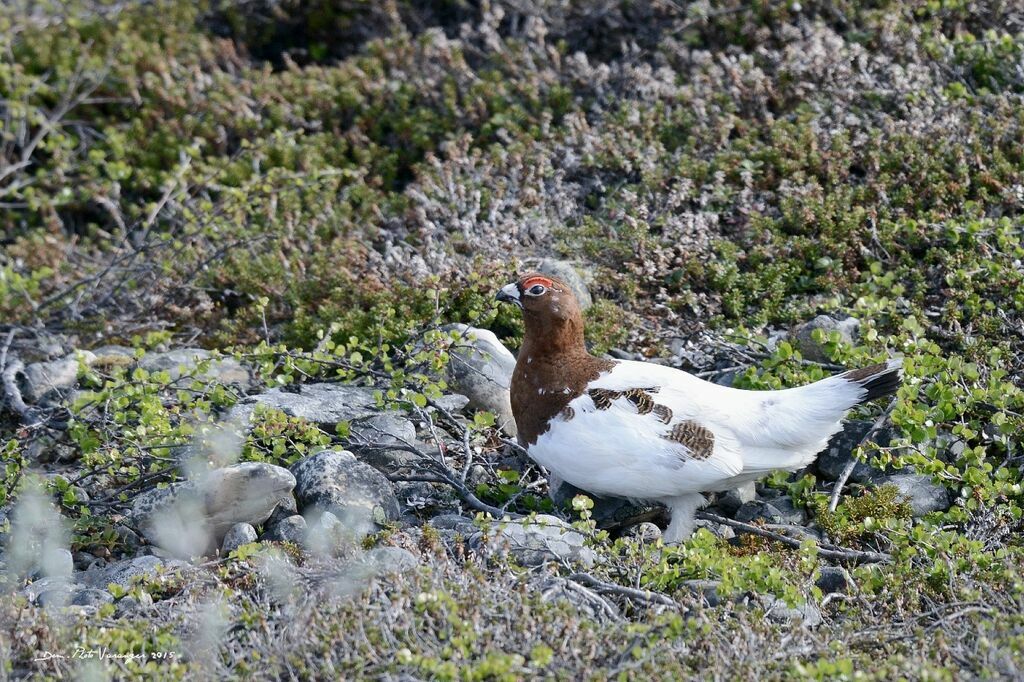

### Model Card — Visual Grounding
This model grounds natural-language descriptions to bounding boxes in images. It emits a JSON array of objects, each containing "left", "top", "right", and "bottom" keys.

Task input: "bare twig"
[
  {"left": 88, "top": 467, "right": 177, "bottom": 508},
  {"left": 386, "top": 468, "right": 512, "bottom": 520},
  {"left": 829, "top": 399, "right": 897, "bottom": 512},
  {"left": 569, "top": 572, "right": 678, "bottom": 608},
  {"left": 697, "top": 511, "right": 892, "bottom": 565}
]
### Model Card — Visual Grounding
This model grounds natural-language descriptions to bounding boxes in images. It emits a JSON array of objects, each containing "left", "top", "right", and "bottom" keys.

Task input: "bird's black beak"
[{"left": 496, "top": 282, "right": 522, "bottom": 308}]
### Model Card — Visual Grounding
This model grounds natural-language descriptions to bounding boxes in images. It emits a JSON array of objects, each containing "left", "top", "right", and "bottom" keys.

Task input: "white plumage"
[{"left": 529, "top": 358, "right": 902, "bottom": 542}]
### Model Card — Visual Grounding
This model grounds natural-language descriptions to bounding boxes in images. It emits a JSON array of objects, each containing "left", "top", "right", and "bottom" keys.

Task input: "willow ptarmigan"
[{"left": 496, "top": 273, "right": 902, "bottom": 543}]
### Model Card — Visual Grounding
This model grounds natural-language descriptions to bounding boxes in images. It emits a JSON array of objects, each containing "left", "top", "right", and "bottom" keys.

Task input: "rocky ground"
[{"left": 2, "top": 1, "right": 1024, "bottom": 680}]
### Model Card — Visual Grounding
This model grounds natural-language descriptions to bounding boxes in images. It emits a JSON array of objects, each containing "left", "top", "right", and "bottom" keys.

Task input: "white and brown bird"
[{"left": 496, "top": 273, "right": 902, "bottom": 542}]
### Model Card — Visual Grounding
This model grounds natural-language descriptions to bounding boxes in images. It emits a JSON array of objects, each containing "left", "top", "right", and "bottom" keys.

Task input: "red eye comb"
[{"left": 522, "top": 276, "right": 555, "bottom": 289}]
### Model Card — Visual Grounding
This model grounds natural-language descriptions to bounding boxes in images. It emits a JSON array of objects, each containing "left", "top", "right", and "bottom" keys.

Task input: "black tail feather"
[{"left": 843, "top": 359, "right": 903, "bottom": 404}]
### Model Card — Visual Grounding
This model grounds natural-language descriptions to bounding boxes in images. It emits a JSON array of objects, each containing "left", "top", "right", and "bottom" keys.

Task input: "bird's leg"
[{"left": 662, "top": 493, "right": 707, "bottom": 544}]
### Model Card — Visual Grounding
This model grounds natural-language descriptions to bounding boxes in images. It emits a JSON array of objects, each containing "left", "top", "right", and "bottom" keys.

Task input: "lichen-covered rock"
[
  {"left": 228, "top": 383, "right": 381, "bottom": 427},
  {"left": 874, "top": 474, "right": 951, "bottom": 516},
  {"left": 716, "top": 482, "right": 757, "bottom": 516},
  {"left": 762, "top": 595, "right": 823, "bottom": 628},
  {"left": 816, "top": 566, "right": 852, "bottom": 595},
  {"left": 622, "top": 522, "right": 662, "bottom": 543},
  {"left": 29, "top": 547, "right": 73, "bottom": 580},
  {"left": 139, "top": 348, "right": 251, "bottom": 387},
  {"left": 290, "top": 450, "right": 400, "bottom": 536},
  {"left": 789, "top": 314, "right": 860, "bottom": 363},
  {"left": 22, "top": 576, "right": 74, "bottom": 604},
  {"left": 734, "top": 498, "right": 806, "bottom": 526},
  {"left": 130, "top": 462, "right": 296, "bottom": 556},
  {"left": 816, "top": 420, "right": 895, "bottom": 482},
  {"left": 265, "top": 494, "right": 299, "bottom": 529},
  {"left": 67, "top": 585, "right": 114, "bottom": 606},
  {"left": 361, "top": 546, "right": 419, "bottom": 574},
  {"left": 262, "top": 515, "right": 307, "bottom": 544},
  {"left": 441, "top": 323, "right": 517, "bottom": 437},
  {"left": 549, "top": 479, "right": 661, "bottom": 531},
  {"left": 221, "top": 523, "right": 258, "bottom": 553},
  {"left": 226, "top": 383, "right": 418, "bottom": 469},
  {"left": 81, "top": 555, "right": 191, "bottom": 591},
  {"left": 470, "top": 515, "right": 596, "bottom": 567},
  {"left": 348, "top": 413, "right": 419, "bottom": 471},
  {"left": 22, "top": 351, "right": 96, "bottom": 402}
]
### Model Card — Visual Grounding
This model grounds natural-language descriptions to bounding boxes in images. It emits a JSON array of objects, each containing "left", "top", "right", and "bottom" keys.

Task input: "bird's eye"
[{"left": 527, "top": 284, "right": 546, "bottom": 296}]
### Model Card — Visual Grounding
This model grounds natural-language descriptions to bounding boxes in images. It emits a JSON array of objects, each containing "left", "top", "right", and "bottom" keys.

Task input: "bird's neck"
[
  {"left": 520, "top": 315, "right": 587, "bottom": 359},
  {"left": 511, "top": 317, "right": 615, "bottom": 447}
]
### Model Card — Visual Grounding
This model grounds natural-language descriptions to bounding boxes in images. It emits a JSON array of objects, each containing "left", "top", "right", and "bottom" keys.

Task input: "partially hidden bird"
[{"left": 496, "top": 272, "right": 902, "bottom": 543}]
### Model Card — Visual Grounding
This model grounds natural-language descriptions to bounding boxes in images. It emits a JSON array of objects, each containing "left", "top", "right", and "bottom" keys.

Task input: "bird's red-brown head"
[
  {"left": 496, "top": 273, "right": 586, "bottom": 354},
  {"left": 496, "top": 273, "right": 613, "bottom": 445}
]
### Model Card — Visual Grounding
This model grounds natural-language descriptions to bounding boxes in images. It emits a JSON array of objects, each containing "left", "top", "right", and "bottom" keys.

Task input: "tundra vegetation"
[{"left": 1, "top": 0, "right": 1023, "bottom": 679}]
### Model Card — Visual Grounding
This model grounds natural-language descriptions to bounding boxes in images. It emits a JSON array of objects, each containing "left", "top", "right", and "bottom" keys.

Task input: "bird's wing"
[
  {"left": 530, "top": 362, "right": 748, "bottom": 499},
  {"left": 585, "top": 360, "right": 866, "bottom": 477}
]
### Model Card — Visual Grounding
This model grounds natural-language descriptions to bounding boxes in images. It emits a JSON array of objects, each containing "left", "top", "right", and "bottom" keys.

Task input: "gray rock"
[
  {"left": 113, "top": 524, "right": 143, "bottom": 551},
  {"left": 771, "top": 524, "right": 825, "bottom": 543},
  {"left": 37, "top": 585, "right": 76, "bottom": 608},
  {"left": 29, "top": 547, "right": 73, "bottom": 580},
  {"left": 534, "top": 259, "right": 593, "bottom": 310},
  {"left": 362, "top": 546, "right": 419, "bottom": 574},
  {"left": 221, "top": 523, "right": 258, "bottom": 554},
  {"left": 441, "top": 324, "right": 517, "bottom": 437},
  {"left": 290, "top": 450, "right": 401, "bottom": 536},
  {"left": 22, "top": 576, "right": 74, "bottom": 603},
  {"left": 262, "top": 515, "right": 307, "bottom": 544},
  {"left": 130, "top": 462, "right": 295, "bottom": 556},
  {"left": 717, "top": 482, "right": 757, "bottom": 516},
  {"left": 69, "top": 588, "right": 115, "bottom": 608},
  {"left": 762, "top": 596, "right": 823, "bottom": 627},
  {"left": 82, "top": 555, "right": 190, "bottom": 591},
  {"left": 550, "top": 479, "right": 662, "bottom": 530},
  {"left": 817, "top": 420, "right": 894, "bottom": 482},
  {"left": 139, "top": 348, "right": 251, "bottom": 387},
  {"left": 873, "top": 474, "right": 951, "bottom": 516},
  {"left": 229, "top": 383, "right": 381, "bottom": 428},
  {"left": 694, "top": 518, "right": 736, "bottom": 540},
  {"left": 470, "top": 515, "right": 596, "bottom": 567},
  {"left": 432, "top": 393, "right": 471, "bottom": 414},
  {"left": 790, "top": 315, "right": 860, "bottom": 363},
  {"left": 228, "top": 384, "right": 418, "bottom": 470},
  {"left": 734, "top": 499, "right": 806, "bottom": 526},
  {"left": 265, "top": 495, "right": 299, "bottom": 529},
  {"left": 816, "top": 566, "right": 851, "bottom": 595},
  {"left": 115, "top": 591, "right": 154, "bottom": 616},
  {"left": 22, "top": 351, "right": 96, "bottom": 401},
  {"left": 429, "top": 514, "right": 477, "bottom": 535},
  {"left": 622, "top": 522, "right": 662, "bottom": 543},
  {"left": 683, "top": 579, "right": 724, "bottom": 607},
  {"left": 304, "top": 510, "right": 363, "bottom": 555},
  {"left": 349, "top": 413, "right": 418, "bottom": 471},
  {"left": 933, "top": 430, "right": 968, "bottom": 460}
]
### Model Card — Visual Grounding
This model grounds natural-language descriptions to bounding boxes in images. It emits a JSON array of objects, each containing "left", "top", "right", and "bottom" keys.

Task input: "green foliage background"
[{"left": 1, "top": 0, "right": 1024, "bottom": 679}]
